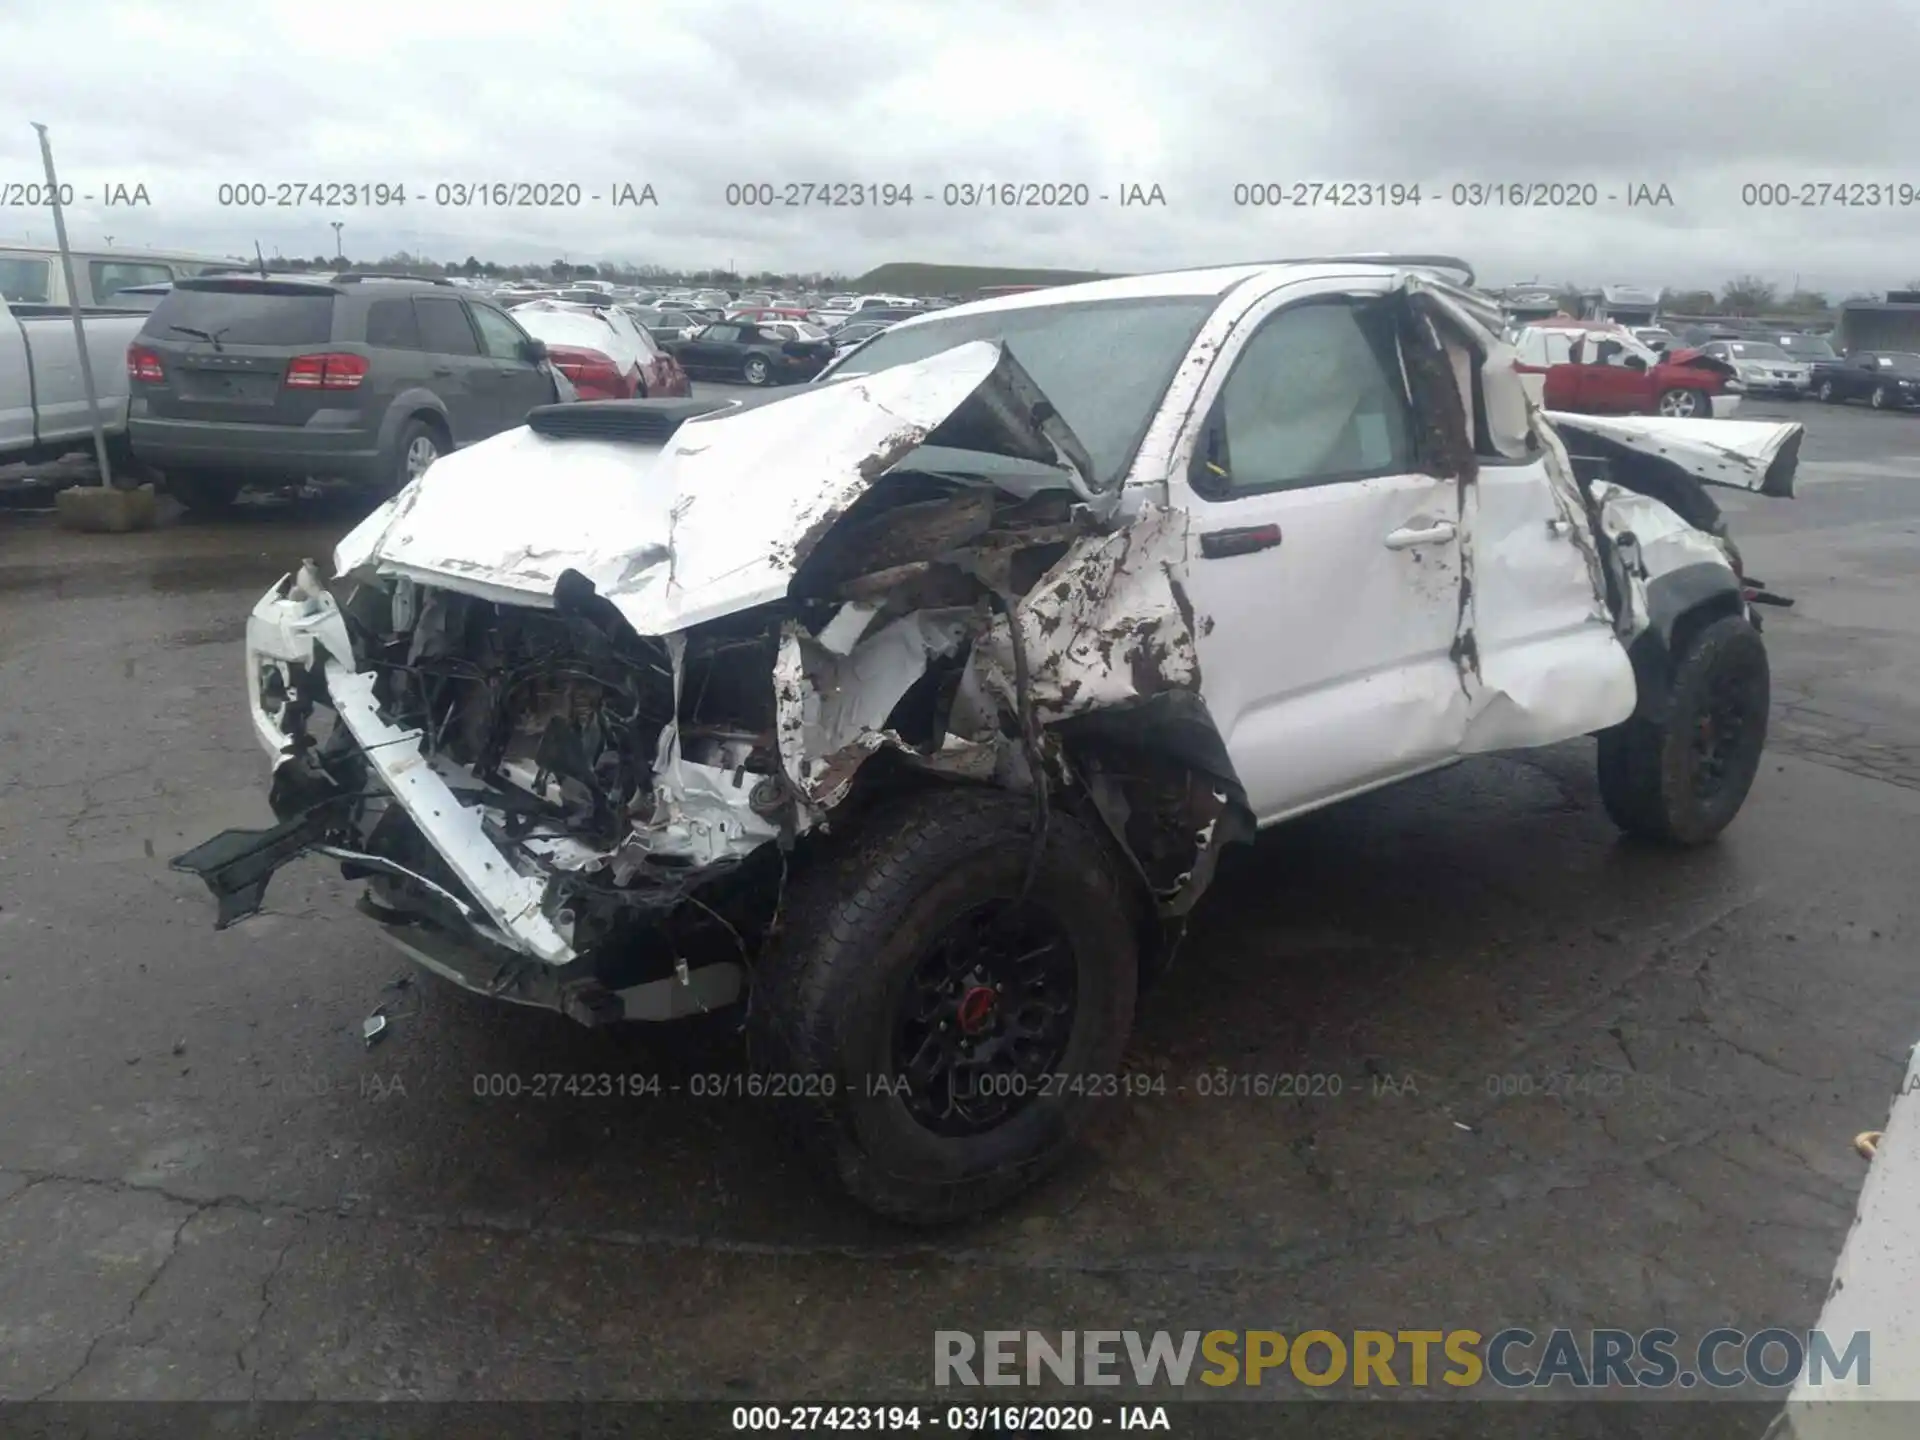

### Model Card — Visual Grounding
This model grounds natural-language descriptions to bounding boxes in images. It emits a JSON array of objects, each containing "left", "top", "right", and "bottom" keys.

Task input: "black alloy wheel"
[{"left": 891, "top": 899, "right": 1077, "bottom": 1138}]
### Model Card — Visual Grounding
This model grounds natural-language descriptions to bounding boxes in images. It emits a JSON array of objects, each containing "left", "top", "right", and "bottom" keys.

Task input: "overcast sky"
[{"left": 5, "top": 0, "right": 1917, "bottom": 295}]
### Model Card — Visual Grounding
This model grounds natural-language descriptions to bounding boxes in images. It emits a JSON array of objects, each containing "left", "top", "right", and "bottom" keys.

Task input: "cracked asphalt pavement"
[{"left": 1, "top": 394, "right": 1916, "bottom": 1418}]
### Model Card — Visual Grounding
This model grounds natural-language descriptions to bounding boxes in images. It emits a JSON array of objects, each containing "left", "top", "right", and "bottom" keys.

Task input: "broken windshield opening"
[{"left": 827, "top": 295, "right": 1219, "bottom": 488}]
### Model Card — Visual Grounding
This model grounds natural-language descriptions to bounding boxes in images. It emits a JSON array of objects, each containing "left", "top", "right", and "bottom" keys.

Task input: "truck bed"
[{"left": 1, "top": 299, "right": 146, "bottom": 465}]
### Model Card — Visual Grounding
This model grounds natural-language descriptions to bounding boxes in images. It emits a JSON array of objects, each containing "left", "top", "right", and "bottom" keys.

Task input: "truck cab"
[{"left": 0, "top": 244, "right": 235, "bottom": 310}]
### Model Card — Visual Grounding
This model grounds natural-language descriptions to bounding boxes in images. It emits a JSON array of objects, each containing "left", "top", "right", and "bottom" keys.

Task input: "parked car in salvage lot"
[
  {"left": 506, "top": 299, "right": 690, "bottom": 399},
  {"left": 1512, "top": 319, "right": 1735, "bottom": 417},
  {"left": 128, "top": 273, "right": 572, "bottom": 509},
  {"left": 1697, "top": 339, "right": 1812, "bottom": 398},
  {"left": 662, "top": 318, "right": 834, "bottom": 385},
  {"left": 1809, "top": 350, "right": 1920, "bottom": 409},
  {"left": 622, "top": 305, "right": 712, "bottom": 346},
  {"left": 173, "top": 256, "right": 1802, "bottom": 1224},
  {"left": 827, "top": 316, "right": 897, "bottom": 354}
]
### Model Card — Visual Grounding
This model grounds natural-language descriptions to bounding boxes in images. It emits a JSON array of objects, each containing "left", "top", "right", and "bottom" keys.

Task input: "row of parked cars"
[
  {"left": 1, "top": 246, "right": 966, "bottom": 508},
  {"left": 481, "top": 280, "right": 947, "bottom": 386},
  {"left": 1502, "top": 314, "right": 1920, "bottom": 418}
]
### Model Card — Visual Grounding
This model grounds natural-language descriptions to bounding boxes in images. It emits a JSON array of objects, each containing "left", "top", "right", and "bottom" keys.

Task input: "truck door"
[{"left": 1171, "top": 283, "right": 1469, "bottom": 824}]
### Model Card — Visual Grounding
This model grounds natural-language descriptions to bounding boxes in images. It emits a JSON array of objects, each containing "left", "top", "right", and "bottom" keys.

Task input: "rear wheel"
[
  {"left": 742, "top": 354, "right": 770, "bottom": 386},
  {"left": 1597, "top": 613, "right": 1770, "bottom": 845},
  {"left": 387, "top": 419, "right": 444, "bottom": 497},
  {"left": 1817, "top": 379, "right": 1837, "bottom": 403},
  {"left": 165, "top": 470, "right": 241, "bottom": 511},
  {"left": 753, "top": 789, "right": 1139, "bottom": 1224},
  {"left": 1871, "top": 385, "right": 1890, "bottom": 410},
  {"left": 1657, "top": 387, "right": 1709, "bottom": 417}
]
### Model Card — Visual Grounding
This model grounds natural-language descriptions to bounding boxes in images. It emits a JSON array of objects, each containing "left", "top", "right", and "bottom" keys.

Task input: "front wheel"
[
  {"left": 752, "top": 789, "right": 1139, "bottom": 1224},
  {"left": 1817, "top": 379, "right": 1837, "bottom": 403},
  {"left": 1597, "top": 613, "right": 1770, "bottom": 845},
  {"left": 1870, "top": 385, "right": 1889, "bottom": 410},
  {"left": 1657, "top": 387, "right": 1709, "bottom": 417},
  {"left": 742, "top": 354, "right": 770, "bottom": 386}
]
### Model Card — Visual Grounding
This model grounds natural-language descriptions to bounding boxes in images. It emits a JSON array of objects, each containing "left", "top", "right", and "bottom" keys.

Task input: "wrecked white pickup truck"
[{"left": 176, "top": 257, "right": 1802, "bottom": 1222}]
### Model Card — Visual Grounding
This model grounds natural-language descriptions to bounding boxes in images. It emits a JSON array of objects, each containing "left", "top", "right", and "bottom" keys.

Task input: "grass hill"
[{"left": 852, "top": 262, "right": 1121, "bottom": 296}]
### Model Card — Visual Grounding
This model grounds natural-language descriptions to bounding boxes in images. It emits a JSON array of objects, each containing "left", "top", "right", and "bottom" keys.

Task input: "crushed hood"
[
  {"left": 1545, "top": 412, "right": 1803, "bottom": 497},
  {"left": 331, "top": 340, "right": 1101, "bottom": 636}
]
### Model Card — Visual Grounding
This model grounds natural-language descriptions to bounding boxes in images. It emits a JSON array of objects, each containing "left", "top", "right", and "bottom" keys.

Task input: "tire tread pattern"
[{"left": 751, "top": 788, "right": 1136, "bottom": 1223}]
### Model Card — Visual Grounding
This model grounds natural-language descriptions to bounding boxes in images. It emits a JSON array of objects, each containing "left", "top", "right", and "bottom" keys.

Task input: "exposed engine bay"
[{"left": 316, "top": 472, "right": 1107, "bottom": 965}]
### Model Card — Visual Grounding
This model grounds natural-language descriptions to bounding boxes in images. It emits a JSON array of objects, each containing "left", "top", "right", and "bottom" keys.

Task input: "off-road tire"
[
  {"left": 165, "top": 470, "right": 241, "bottom": 511},
  {"left": 1597, "top": 613, "right": 1770, "bottom": 845},
  {"left": 752, "top": 788, "right": 1139, "bottom": 1224}
]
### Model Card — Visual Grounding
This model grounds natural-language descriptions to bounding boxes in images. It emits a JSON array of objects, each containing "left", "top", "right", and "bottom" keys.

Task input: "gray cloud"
[{"left": 3, "top": 0, "right": 1914, "bottom": 295}]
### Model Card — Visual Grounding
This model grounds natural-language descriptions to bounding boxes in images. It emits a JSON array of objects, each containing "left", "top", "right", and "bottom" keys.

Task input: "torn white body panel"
[
  {"left": 332, "top": 340, "right": 1100, "bottom": 636},
  {"left": 325, "top": 666, "right": 574, "bottom": 963},
  {"left": 242, "top": 582, "right": 780, "bottom": 967},
  {"left": 775, "top": 609, "right": 980, "bottom": 811},
  {"left": 969, "top": 505, "right": 1199, "bottom": 724},
  {"left": 1454, "top": 422, "right": 1637, "bottom": 754},
  {"left": 1546, "top": 412, "right": 1803, "bottom": 495},
  {"left": 244, "top": 564, "right": 355, "bottom": 762},
  {"left": 1591, "top": 484, "right": 1738, "bottom": 641}
]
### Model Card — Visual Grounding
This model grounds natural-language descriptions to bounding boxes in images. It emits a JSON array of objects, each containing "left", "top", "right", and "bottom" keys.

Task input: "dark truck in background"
[{"left": 128, "top": 273, "right": 570, "bottom": 509}]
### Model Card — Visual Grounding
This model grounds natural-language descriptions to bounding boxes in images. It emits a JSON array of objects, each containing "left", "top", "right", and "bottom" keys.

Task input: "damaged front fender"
[{"left": 1547, "top": 412, "right": 1803, "bottom": 498}]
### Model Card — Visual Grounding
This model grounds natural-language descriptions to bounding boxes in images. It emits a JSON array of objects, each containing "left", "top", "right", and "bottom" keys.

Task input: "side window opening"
[{"left": 1198, "top": 298, "right": 1415, "bottom": 497}]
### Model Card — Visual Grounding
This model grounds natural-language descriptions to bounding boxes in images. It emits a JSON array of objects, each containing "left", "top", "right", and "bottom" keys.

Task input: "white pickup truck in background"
[{"left": 0, "top": 293, "right": 145, "bottom": 470}]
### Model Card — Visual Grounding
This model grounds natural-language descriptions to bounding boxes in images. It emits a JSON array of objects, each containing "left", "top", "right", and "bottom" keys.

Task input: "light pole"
[
  {"left": 31, "top": 122, "right": 113, "bottom": 488},
  {"left": 330, "top": 220, "right": 344, "bottom": 264}
]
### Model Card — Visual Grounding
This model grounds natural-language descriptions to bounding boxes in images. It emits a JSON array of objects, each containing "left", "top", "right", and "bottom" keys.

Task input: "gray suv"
[{"left": 128, "top": 273, "right": 563, "bottom": 509}]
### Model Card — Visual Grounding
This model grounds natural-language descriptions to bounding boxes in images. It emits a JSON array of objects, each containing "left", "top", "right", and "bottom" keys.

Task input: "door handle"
[
  {"left": 1383, "top": 520, "right": 1457, "bottom": 550},
  {"left": 1199, "top": 524, "right": 1282, "bottom": 559},
  {"left": 432, "top": 366, "right": 454, "bottom": 377}
]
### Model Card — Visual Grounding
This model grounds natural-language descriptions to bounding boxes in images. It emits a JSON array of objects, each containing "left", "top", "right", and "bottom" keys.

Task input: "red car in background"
[
  {"left": 1512, "top": 320, "right": 1735, "bottom": 418},
  {"left": 505, "top": 299, "right": 691, "bottom": 400}
]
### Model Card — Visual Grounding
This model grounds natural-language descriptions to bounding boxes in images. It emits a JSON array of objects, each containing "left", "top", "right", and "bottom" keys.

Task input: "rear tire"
[
  {"left": 165, "top": 470, "right": 241, "bottom": 511},
  {"left": 1597, "top": 614, "right": 1770, "bottom": 845},
  {"left": 386, "top": 418, "right": 444, "bottom": 498},
  {"left": 1870, "top": 385, "right": 1889, "bottom": 410},
  {"left": 1817, "top": 379, "right": 1836, "bottom": 403},
  {"left": 1657, "top": 387, "right": 1709, "bottom": 417},
  {"left": 742, "top": 355, "right": 770, "bottom": 386},
  {"left": 752, "top": 789, "right": 1139, "bottom": 1224}
]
